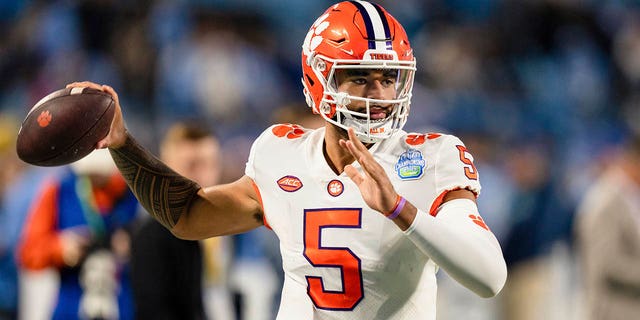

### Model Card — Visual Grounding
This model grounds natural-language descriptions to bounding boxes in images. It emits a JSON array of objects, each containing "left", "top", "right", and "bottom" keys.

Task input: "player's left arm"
[{"left": 341, "top": 128, "right": 507, "bottom": 298}]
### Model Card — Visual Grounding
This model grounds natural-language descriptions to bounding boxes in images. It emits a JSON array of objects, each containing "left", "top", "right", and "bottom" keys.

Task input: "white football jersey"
[{"left": 245, "top": 124, "right": 481, "bottom": 320}]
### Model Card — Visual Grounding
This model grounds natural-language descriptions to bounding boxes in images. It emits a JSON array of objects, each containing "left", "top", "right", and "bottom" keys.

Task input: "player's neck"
[
  {"left": 323, "top": 124, "right": 371, "bottom": 175},
  {"left": 322, "top": 140, "right": 346, "bottom": 175}
]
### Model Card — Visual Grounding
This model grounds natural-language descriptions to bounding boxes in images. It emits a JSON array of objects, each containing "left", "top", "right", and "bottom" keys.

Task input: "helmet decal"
[
  {"left": 302, "top": 13, "right": 330, "bottom": 58},
  {"left": 349, "top": 1, "right": 392, "bottom": 50}
]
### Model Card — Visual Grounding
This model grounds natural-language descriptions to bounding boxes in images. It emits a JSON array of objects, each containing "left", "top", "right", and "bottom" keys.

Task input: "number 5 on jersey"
[
  {"left": 457, "top": 145, "right": 478, "bottom": 180},
  {"left": 303, "top": 208, "right": 364, "bottom": 310}
]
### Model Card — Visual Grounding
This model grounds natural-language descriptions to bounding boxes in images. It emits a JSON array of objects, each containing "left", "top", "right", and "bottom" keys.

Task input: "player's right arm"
[{"left": 66, "top": 81, "right": 264, "bottom": 240}]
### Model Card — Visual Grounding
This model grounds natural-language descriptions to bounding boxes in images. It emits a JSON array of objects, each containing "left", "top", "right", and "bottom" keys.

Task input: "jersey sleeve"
[
  {"left": 429, "top": 135, "right": 482, "bottom": 214},
  {"left": 244, "top": 126, "right": 274, "bottom": 180},
  {"left": 245, "top": 140, "right": 257, "bottom": 180},
  {"left": 245, "top": 124, "right": 310, "bottom": 180}
]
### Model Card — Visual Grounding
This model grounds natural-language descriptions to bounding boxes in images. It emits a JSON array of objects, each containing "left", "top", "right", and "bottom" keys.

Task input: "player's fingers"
[
  {"left": 342, "top": 140, "right": 373, "bottom": 176},
  {"left": 344, "top": 164, "right": 364, "bottom": 186},
  {"left": 345, "top": 129, "right": 380, "bottom": 170},
  {"left": 101, "top": 85, "right": 118, "bottom": 101},
  {"left": 340, "top": 139, "right": 355, "bottom": 157},
  {"left": 65, "top": 82, "right": 85, "bottom": 88},
  {"left": 84, "top": 85, "right": 126, "bottom": 149},
  {"left": 96, "top": 139, "right": 109, "bottom": 149},
  {"left": 65, "top": 81, "right": 101, "bottom": 90},
  {"left": 339, "top": 138, "right": 364, "bottom": 168},
  {"left": 347, "top": 128, "right": 370, "bottom": 153},
  {"left": 343, "top": 133, "right": 385, "bottom": 177},
  {"left": 342, "top": 136, "right": 367, "bottom": 163},
  {"left": 341, "top": 129, "right": 389, "bottom": 184}
]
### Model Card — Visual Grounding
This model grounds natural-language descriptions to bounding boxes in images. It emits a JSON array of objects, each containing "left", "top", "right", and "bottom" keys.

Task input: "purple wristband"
[{"left": 387, "top": 196, "right": 406, "bottom": 220}]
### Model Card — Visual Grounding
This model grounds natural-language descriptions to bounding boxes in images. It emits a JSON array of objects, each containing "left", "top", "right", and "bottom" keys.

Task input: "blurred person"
[
  {"left": 17, "top": 149, "right": 139, "bottom": 320},
  {"left": 227, "top": 228, "right": 279, "bottom": 320},
  {"left": 575, "top": 132, "right": 640, "bottom": 320},
  {"left": 0, "top": 115, "right": 62, "bottom": 320},
  {"left": 2, "top": 157, "right": 62, "bottom": 320},
  {"left": 68, "top": 1, "right": 507, "bottom": 319},
  {"left": 0, "top": 114, "right": 60, "bottom": 320},
  {"left": 500, "top": 141, "right": 574, "bottom": 320},
  {"left": 130, "top": 121, "right": 232, "bottom": 320},
  {"left": 0, "top": 117, "right": 31, "bottom": 320}
]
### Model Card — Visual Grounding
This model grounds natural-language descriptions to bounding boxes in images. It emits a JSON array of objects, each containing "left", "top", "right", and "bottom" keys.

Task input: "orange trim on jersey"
[
  {"left": 250, "top": 180, "right": 270, "bottom": 230},
  {"left": 406, "top": 133, "right": 426, "bottom": 145},
  {"left": 17, "top": 181, "right": 66, "bottom": 270},
  {"left": 429, "top": 190, "right": 450, "bottom": 217},
  {"left": 428, "top": 187, "right": 478, "bottom": 217}
]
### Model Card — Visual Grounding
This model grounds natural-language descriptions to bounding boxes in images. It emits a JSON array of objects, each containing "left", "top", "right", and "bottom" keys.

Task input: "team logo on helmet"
[{"left": 302, "top": 13, "right": 330, "bottom": 58}]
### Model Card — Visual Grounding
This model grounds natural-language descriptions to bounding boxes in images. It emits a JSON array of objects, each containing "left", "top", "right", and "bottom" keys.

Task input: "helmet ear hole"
[
  {"left": 313, "top": 58, "right": 326, "bottom": 72},
  {"left": 320, "top": 101, "right": 334, "bottom": 117}
]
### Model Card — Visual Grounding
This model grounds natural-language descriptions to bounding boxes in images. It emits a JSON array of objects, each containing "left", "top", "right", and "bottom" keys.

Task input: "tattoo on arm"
[{"left": 109, "top": 133, "right": 201, "bottom": 229}]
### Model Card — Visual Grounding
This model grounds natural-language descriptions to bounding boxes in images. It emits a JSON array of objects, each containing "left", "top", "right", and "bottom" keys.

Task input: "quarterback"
[{"left": 68, "top": 1, "right": 507, "bottom": 319}]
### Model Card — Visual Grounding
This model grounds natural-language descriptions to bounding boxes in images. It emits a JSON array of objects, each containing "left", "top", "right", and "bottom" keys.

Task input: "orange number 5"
[
  {"left": 456, "top": 145, "right": 478, "bottom": 180},
  {"left": 304, "top": 208, "right": 364, "bottom": 310}
]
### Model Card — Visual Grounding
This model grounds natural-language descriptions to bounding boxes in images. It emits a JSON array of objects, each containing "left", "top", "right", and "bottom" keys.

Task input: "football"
[{"left": 16, "top": 87, "right": 115, "bottom": 166}]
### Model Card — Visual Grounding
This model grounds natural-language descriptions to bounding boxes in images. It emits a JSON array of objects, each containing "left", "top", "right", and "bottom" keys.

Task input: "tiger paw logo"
[
  {"left": 272, "top": 124, "right": 306, "bottom": 139},
  {"left": 327, "top": 179, "right": 344, "bottom": 197},
  {"left": 302, "top": 12, "right": 330, "bottom": 57},
  {"left": 406, "top": 133, "right": 441, "bottom": 146},
  {"left": 37, "top": 110, "right": 52, "bottom": 127},
  {"left": 468, "top": 214, "right": 490, "bottom": 231}
]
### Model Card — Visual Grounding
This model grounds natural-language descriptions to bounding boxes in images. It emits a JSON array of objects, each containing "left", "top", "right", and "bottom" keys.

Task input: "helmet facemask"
[{"left": 310, "top": 51, "right": 416, "bottom": 143}]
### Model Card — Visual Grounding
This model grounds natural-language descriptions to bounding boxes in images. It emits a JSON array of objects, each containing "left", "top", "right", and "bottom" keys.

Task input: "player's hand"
[
  {"left": 65, "top": 81, "right": 127, "bottom": 149},
  {"left": 339, "top": 128, "right": 398, "bottom": 215},
  {"left": 60, "top": 228, "right": 91, "bottom": 267}
]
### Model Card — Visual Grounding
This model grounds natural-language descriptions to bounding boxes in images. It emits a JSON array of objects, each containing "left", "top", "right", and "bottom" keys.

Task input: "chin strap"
[{"left": 404, "top": 199, "right": 507, "bottom": 298}]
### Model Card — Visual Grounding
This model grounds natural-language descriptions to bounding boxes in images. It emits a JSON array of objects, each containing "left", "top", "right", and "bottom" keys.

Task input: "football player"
[{"left": 68, "top": 1, "right": 507, "bottom": 319}]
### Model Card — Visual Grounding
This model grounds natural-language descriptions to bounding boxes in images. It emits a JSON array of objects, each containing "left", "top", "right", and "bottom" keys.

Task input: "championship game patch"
[{"left": 395, "top": 149, "right": 425, "bottom": 180}]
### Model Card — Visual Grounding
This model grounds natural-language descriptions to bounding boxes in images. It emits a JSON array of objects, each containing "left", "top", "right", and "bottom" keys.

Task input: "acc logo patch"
[
  {"left": 277, "top": 175, "right": 303, "bottom": 192},
  {"left": 395, "top": 149, "right": 426, "bottom": 180}
]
